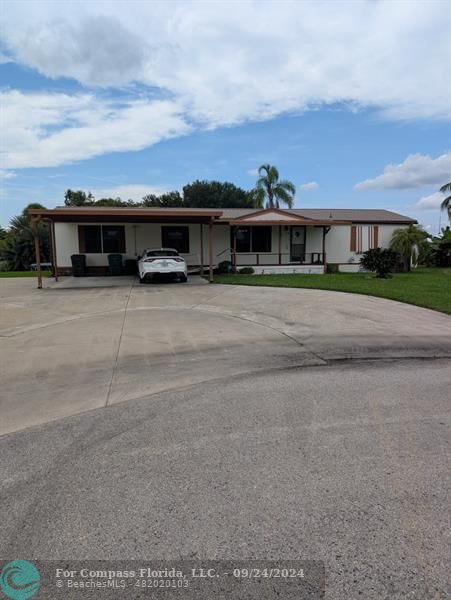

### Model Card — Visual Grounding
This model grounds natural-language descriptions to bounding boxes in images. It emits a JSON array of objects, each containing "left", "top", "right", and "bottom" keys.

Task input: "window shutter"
[
  {"left": 78, "top": 226, "right": 86, "bottom": 253},
  {"left": 350, "top": 226, "right": 357, "bottom": 251},
  {"left": 373, "top": 225, "right": 379, "bottom": 248}
]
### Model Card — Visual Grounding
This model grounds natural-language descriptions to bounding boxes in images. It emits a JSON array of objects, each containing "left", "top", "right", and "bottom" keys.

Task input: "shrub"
[
  {"left": 238, "top": 267, "right": 255, "bottom": 274},
  {"left": 217, "top": 260, "right": 234, "bottom": 274},
  {"left": 360, "top": 247, "right": 399, "bottom": 278},
  {"left": 326, "top": 263, "right": 339, "bottom": 274}
]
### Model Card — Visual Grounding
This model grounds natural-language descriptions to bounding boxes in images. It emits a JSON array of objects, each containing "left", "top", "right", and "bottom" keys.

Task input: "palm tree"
[
  {"left": 390, "top": 224, "right": 428, "bottom": 271},
  {"left": 439, "top": 182, "right": 451, "bottom": 221},
  {"left": 2, "top": 204, "right": 50, "bottom": 270},
  {"left": 252, "top": 164, "right": 296, "bottom": 209}
]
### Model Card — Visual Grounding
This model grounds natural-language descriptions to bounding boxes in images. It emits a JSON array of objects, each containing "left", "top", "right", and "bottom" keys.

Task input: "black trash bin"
[
  {"left": 71, "top": 254, "right": 86, "bottom": 277},
  {"left": 107, "top": 254, "right": 123, "bottom": 276}
]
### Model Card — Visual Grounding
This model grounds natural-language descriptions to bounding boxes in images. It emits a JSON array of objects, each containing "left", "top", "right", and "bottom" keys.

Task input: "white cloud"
[
  {"left": 1, "top": 1, "right": 450, "bottom": 169},
  {"left": 0, "top": 170, "right": 16, "bottom": 179},
  {"left": 247, "top": 168, "right": 259, "bottom": 177},
  {"left": 1, "top": 90, "right": 191, "bottom": 169},
  {"left": 90, "top": 184, "right": 172, "bottom": 200},
  {"left": 354, "top": 152, "right": 451, "bottom": 190},
  {"left": 7, "top": 15, "right": 149, "bottom": 87},
  {"left": 415, "top": 192, "right": 446, "bottom": 210},
  {"left": 298, "top": 181, "right": 319, "bottom": 191}
]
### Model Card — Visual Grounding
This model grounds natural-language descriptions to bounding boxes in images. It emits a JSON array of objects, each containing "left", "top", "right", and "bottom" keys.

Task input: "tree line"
[{"left": 63, "top": 167, "right": 297, "bottom": 210}]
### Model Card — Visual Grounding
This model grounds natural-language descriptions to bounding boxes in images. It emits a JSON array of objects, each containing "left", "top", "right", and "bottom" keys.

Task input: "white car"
[{"left": 137, "top": 248, "right": 188, "bottom": 283}]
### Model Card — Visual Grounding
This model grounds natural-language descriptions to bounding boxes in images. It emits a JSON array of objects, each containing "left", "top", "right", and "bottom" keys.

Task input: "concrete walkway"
[{"left": 1, "top": 277, "right": 450, "bottom": 435}]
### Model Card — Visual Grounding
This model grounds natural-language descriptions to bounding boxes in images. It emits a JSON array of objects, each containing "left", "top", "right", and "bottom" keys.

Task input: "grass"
[
  {"left": 0, "top": 271, "right": 51, "bottom": 278},
  {"left": 214, "top": 268, "right": 451, "bottom": 315}
]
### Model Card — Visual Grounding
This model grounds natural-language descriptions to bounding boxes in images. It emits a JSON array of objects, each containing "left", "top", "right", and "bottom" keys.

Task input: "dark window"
[
  {"left": 251, "top": 226, "right": 272, "bottom": 252},
  {"left": 146, "top": 249, "right": 179, "bottom": 257},
  {"left": 232, "top": 226, "right": 272, "bottom": 253},
  {"left": 78, "top": 225, "right": 101, "bottom": 253},
  {"left": 102, "top": 225, "right": 125, "bottom": 253},
  {"left": 234, "top": 227, "right": 251, "bottom": 252},
  {"left": 161, "top": 226, "right": 190, "bottom": 253},
  {"left": 78, "top": 225, "right": 125, "bottom": 254}
]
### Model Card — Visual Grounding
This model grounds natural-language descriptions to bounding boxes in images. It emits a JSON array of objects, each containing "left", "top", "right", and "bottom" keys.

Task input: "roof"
[
  {"left": 218, "top": 208, "right": 417, "bottom": 224},
  {"left": 28, "top": 206, "right": 416, "bottom": 225},
  {"left": 226, "top": 207, "right": 350, "bottom": 226},
  {"left": 28, "top": 206, "right": 223, "bottom": 224}
]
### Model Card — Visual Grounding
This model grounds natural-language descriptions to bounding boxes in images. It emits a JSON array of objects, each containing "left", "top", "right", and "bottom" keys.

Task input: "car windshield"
[{"left": 145, "top": 249, "right": 179, "bottom": 257}]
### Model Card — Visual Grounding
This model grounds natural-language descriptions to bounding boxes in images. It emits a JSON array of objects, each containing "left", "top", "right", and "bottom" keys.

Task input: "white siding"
[
  {"left": 55, "top": 222, "right": 408, "bottom": 269},
  {"left": 55, "top": 222, "right": 206, "bottom": 267},
  {"left": 325, "top": 224, "right": 408, "bottom": 270}
]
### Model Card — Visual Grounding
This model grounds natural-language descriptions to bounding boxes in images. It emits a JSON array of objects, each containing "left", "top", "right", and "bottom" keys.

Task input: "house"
[{"left": 28, "top": 206, "right": 417, "bottom": 284}]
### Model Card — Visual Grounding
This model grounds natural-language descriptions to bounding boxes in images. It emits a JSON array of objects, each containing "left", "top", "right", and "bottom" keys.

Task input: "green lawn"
[
  {"left": 214, "top": 268, "right": 451, "bottom": 315},
  {"left": 0, "top": 271, "right": 51, "bottom": 278}
]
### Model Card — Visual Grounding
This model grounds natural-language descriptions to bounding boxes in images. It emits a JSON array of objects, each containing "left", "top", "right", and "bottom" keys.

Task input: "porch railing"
[{"left": 232, "top": 252, "right": 325, "bottom": 266}]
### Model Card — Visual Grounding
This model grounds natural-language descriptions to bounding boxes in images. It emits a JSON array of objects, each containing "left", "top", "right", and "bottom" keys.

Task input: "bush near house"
[{"left": 360, "top": 247, "right": 399, "bottom": 278}]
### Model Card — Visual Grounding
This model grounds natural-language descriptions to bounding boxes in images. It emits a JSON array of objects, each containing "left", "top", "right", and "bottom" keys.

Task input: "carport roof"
[{"left": 28, "top": 206, "right": 223, "bottom": 223}]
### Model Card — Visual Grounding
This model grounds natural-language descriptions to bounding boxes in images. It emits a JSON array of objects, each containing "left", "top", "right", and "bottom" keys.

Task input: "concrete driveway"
[
  {"left": 1, "top": 277, "right": 450, "bottom": 599},
  {"left": 1, "top": 277, "right": 450, "bottom": 435}
]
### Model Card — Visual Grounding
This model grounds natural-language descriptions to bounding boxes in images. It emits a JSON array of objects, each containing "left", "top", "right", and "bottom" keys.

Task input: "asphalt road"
[{"left": 1, "top": 357, "right": 449, "bottom": 600}]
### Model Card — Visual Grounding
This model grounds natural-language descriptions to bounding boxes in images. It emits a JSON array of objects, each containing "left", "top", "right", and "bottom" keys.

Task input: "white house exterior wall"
[
  {"left": 325, "top": 224, "right": 407, "bottom": 272},
  {"left": 54, "top": 221, "right": 408, "bottom": 271}
]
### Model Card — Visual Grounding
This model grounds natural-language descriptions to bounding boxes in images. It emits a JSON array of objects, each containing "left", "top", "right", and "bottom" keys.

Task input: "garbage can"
[
  {"left": 71, "top": 254, "right": 86, "bottom": 277},
  {"left": 108, "top": 254, "right": 123, "bottom": 276}
]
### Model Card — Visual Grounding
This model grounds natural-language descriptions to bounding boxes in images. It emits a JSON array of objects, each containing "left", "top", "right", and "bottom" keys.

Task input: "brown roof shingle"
[{"left": 218, "top": 208, "right": 416, "bottom": 223}]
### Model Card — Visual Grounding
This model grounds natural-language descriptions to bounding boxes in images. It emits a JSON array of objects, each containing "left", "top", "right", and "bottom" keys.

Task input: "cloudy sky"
[{"left": 1, "top": 0, "right": 450, "bottom": 230}]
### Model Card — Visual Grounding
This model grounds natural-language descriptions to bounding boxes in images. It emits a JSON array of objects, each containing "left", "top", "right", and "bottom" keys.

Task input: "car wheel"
[
  {"left": 139, "top": 275, "right": 146, "bottom": 284},
  {"left": 179, "top": 274, "right": 187, "bottom": 283}
]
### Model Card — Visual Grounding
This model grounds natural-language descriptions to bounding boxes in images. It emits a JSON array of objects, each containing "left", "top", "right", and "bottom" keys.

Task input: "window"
[
  {"left": 235, "top": 227, "right": 251, "bottom": 252},
  {"left": 232, "top": 226, "right": 272, "bottom": 253},
  {"left": 161, "top": 226, "right": 190, "bottom": 253},
  {"left": 252, "top": 226, "right": 272, "bottom": 252},
  {"left": 350, "top": 225, "right": 379, "bottom": 253},
  {"left": 79, "top": 225, "right": 101, "bottom": 253},
  {"left": 102, "top": 225, "right": 125, "bottom": 253},
  {"left": 78, "top": 225, "right": 125, "bottom": 254}
]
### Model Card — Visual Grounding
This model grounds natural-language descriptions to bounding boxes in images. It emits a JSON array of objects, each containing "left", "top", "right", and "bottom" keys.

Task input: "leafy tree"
[
  {"left": 142, "top": 191, "right": 183, "bottom": 207},
  {"left": 94, "top": 197, "right": 139, "bottom": 207},
  {"left": 64, "top": 189, "right": 95, "bottom": 206},
  {"left": 251, "top": 164, "right": 296, "bottom": 209},
  {"left": 360, "top": 247, "right": 399, "bottom": 278},
  {"left": 430, "top": 227, "right": 451, "bottom": 267},
  {"left": 183, "top": 180, "right": 253, "bottom": 208},
  {"left": 2, "top": 204, "right": 50, "bottom": 270},
  {"left": 439, "top": 182, "right": 451, "bottom": 221},
  {"left": 390, "top": 224, "right": 429, "bottom": 270}
]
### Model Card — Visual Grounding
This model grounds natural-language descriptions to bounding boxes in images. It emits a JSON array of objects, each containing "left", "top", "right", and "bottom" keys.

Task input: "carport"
[{"left": 28, "top": 207, "right": 224, "bottom": 287}]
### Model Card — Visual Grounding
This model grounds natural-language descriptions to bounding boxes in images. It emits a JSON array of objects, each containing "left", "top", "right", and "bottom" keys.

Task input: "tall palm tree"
[
  {"left": 252, "top": 164, "right": 296, "bottom": 209},
  {"left": 390, "top": 224, "right": 428, "bottom": 270},
  {"left": 439, "top": 182, "right": 451, "bottom": 221}
]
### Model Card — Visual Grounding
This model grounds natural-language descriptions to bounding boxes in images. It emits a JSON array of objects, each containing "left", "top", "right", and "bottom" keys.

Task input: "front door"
[{"left": 290, "top": 226, "right": 306, "bottom": 262}]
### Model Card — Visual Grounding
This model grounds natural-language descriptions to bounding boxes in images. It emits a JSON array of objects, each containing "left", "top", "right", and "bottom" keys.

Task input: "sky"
[{"left": 1, "top": 0, "right": 450, "bottom": 232}]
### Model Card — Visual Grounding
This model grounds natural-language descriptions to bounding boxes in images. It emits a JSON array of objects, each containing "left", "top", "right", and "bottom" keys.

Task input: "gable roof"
[{"left": 218, "top": 208, "right": 416, "bottom": 224}]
